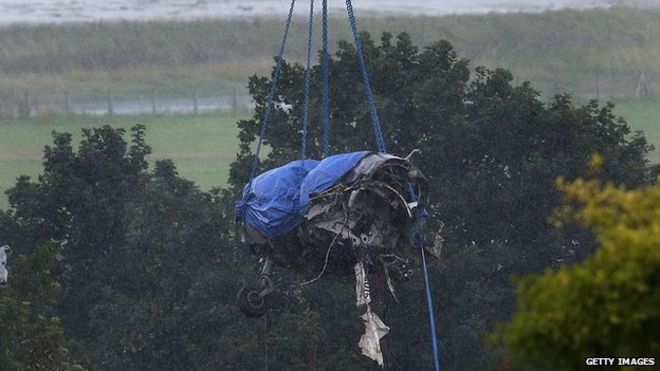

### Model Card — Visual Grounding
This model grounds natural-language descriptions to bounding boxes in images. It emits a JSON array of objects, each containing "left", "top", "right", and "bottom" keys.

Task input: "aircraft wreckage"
[
  {"left": 233, "top": 0, "right": 441, "bottom": 365},
  {"left": 235, "top": 150, "right": 440, "bottom": 365}
]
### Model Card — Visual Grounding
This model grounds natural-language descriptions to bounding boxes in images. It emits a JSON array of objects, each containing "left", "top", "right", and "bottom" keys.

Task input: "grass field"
[
  {"left": 613, "top": 98, "right": 660, "bottom": 163},
  {"left": 0, "top": 98, "right": 658, "bottom": 208},
  {"left": 0, "top": 112, "right": 245, "bottom": 208},
  {"left": 1, "top": 7, "right": 660, "bottom": 105}
]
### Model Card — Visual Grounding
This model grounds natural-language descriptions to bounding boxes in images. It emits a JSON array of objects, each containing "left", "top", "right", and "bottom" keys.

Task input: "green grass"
[
  {"left": 0, "top": 60, "right": 274, "bottom": 105},
  {"left": 0, "top": 97, "right": 658, "bottom": 209},
  {"left": 0, "top": 112, "right": 245, "bottom": 208},
  {"left": 1, "top": 7, "right": 660, "bottom": 104},
  {"left": 612, "top": 98, "right": 660, "bottom": 163}
]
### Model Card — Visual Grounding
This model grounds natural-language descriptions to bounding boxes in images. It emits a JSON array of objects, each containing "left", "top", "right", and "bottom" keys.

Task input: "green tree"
[
  {"left": 229, "top": 32, "right": 654, "bottom": 369},
  {"left": 0, "top": 242, "right": 86, "bottom": 370},
  {"left": 3, "top": 125, "right": 153, "bottom": 350},
  {"left": 492, "top": 171, "right": 660, "bottom": 370},
  {"left": 0, "top": 126, "right": 257, "bottom": 370}
]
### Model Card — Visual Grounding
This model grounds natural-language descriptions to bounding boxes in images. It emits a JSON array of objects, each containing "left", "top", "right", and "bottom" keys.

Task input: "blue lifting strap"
[
  {"left": 303, "top": 0, "right": 331, "bottom": 159},
  {"left": 345, "top": 0, "right": 387, "bottom": 153},
  {"left": 421, "top": 245, "right": 441, "bottom": 371},
  {"left": 247, "top": 0, "right": 296, "bottom": 187},
  {"left": 301, "top": 0, "right": 315, "bottom": 160},
  {"left": 408, "top": 184, "right": 441, "bottom": 371},
  {"left": 321, "top": 0, "right": 331, "bottom": 158}
]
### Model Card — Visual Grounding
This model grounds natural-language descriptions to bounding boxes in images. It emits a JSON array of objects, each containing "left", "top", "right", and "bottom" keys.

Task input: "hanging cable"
[
  {"left": 248, "top": 0, "right": 297, "bottom": 186},
  {"left": 421, "top": 245, "right": 441, "bottom": 371},
  {"left": 407, "top": 184, "right": 441, "bottom": 371},
  {"left": 301, "top": 0, "right": 315, "bottom": 159},
  {"left": 263, "top": 309, "right": 269, "bottom": 371},
  {"left": 321, "top": 0, "right": 331, "bottom": 158},
  {"left": 345, "top": 0, "right": 387, "bottom": 153}
]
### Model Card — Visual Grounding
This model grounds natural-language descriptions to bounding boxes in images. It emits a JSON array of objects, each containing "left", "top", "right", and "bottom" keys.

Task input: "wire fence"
[
  {"left": 516, "top": 71, "right": 659, "bottom": 101},
  {"left": 0, "top": 71, "right": 656, "bottom": 120},
  {"left": 0, "top": 88, "right": 254, "bottom": 120}
]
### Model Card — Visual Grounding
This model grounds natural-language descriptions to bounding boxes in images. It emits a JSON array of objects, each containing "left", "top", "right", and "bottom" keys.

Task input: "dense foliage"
[
  {"left": 230, "top": 31, "right": 653, "bottom": 369},
  {"left": 0, "top": 33, "right": 654, "bottom": 370},
  {"left": 493, "top": 172, "right": 660, "bottom": 369},
  {"left": 0, "top": 126, "right": 259, "bottom": 369},
  {"left": 0, "top": 242, "right": 85, "bottom": 370}
]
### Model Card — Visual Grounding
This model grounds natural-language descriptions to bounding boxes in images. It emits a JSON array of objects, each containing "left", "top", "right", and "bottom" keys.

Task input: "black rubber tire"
[{"left": 237, "top": 285, "right": 268, "bottom": 318}]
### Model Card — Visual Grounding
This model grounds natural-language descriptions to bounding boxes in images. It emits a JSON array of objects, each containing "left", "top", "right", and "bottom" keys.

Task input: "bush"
[{"left": 492, "top": 170, "right": 660, "bottom": 370}]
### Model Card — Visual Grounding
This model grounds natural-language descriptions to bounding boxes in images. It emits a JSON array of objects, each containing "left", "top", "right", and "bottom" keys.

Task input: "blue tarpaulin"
[
  {"left": 299, "top": 151, "right": 370, "bottom": 206},
  {"left": 237, "top": 151, "right": 370, "bottom": 238}
]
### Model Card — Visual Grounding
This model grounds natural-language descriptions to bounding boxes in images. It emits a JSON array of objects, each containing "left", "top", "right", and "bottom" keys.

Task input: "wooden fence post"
[
  {"left": 107, "top": 89, "right": 114, "bottom": 117},
  {"left": 232, "top": 87, "right": 238, "bottom": 113},
  {"left": 636, "top": 72, "right": 649, "bottom": 98},
  {"left": 151, "top": 89, "right": 157, "bottom": 115},
  {"left": 64, "top": 91, "right": 71, "bottom": 114},
  {"left": 18, "top": 91, "right": 30, "bottom": 119},
  {"left": 193, "top": 90, "right": 199, "bottom": 115}
]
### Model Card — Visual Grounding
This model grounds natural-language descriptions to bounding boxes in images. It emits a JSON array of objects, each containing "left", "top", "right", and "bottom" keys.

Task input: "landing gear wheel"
[{"left": 237, "top": 285, "right": 268, "bottom": 318}]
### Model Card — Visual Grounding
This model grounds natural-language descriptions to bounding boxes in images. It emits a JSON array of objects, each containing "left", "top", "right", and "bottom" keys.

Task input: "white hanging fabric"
[{"left": 0, "top": 245, "right": 11, "bottom": 287}]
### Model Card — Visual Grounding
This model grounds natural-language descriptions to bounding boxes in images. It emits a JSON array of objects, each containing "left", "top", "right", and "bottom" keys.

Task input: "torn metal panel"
[
  {"left": 358, "top": 307, "right": 390, "bottom": 367},
  {"left": 0, "top": 245, "right": 11, "bottom": 287},
  {"left": 354, "top": 261, "right": 371, "bottom": 307},
  {"left": 427, "top": 233, "right": 443, "bottom": 258},
  {"left": 240, "top": 152, "right": 432, "bottom": 282},
  {"left": 355, "top": 262, "right": 389, "bottom": 367},
  {"left": 382, "top": 264, "right": 399, "bottom": 303}
]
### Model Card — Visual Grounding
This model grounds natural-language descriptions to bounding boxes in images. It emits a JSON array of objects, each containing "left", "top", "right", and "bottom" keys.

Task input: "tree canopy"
[
  {"left": 0, "top": 242, "right": 86, "bottom": 370},
  {"left": 229, "top": 31, "right": 654, "bottom": 368},
  {"left": 493, "top": 169, "right": 660, "bottom": 370}
]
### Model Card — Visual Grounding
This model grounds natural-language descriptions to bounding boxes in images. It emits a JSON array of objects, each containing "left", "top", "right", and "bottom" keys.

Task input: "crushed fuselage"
[
  {"left": 238, "top": 152, "right": 437, "bottom": 366},
  {"left": 242, "top": 153, "right": 430, "bottom": 284}
]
